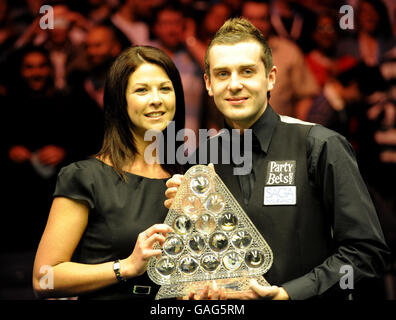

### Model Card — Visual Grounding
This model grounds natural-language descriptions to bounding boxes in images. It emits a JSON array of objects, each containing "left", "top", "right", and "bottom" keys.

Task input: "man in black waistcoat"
[{"left": 164, "top": 18, "right": 389, "bottom": 300}]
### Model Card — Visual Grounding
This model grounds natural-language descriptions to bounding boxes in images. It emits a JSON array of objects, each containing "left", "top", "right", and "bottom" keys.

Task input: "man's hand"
[
  {"left": 164, "top": 174, "right": 184, "bottom": 209},
  {"left": 248, "top": 279, "right": 289, "bottom": 300},
  {"left": 180, "top": 280, "right": 226, "bottom": 300},
  {"left": 179, "top": 278, "right": 289, "bottom": 300},
  {"left": 219, "top": 279, "right": 289, "bottom": 300},
  {"left": 164, "top": 164, "right": 215, "bottom": 209}
]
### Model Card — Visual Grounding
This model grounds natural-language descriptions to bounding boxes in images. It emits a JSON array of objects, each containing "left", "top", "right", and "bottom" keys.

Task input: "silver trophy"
[{"left": 147, "top": 165, "right": 273, "bottom": 299}]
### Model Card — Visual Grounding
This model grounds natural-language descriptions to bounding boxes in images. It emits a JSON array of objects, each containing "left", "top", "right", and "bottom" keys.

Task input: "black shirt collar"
[
  {"left": 224, "top": 104, "right": 279, "bottom": 154},
  {"left": 250, "top": 104, "right": 279, "bottom": 154}
]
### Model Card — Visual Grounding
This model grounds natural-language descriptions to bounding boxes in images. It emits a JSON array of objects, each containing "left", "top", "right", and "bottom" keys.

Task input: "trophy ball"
[
  {"left": 163, "top": 235, "right": 184, "bottom": 256},
  {"left": 190, "top": 175, "right": 211, "bottom": 196},
  {"left": 187, "top": 234, "right": 206, "bottom": 255},
  {"left": 204, "top": 192, "right": 225, "bottom": 214},
  {"left": 173, "top": 215, "right": 193, "bottom": 235},
  {"left": 209, "top": 232, "right": 229, "bottom": 252},
  {"left": 179, "top": 256, "right": 199, "bottom": 275},
  {"left": 231, "top": 230, "right": 252, "bottom": 249},
  {"left": 223, "top": 251, "right": 243, "bottom": 271},
  {"left": 219, "top": 212, "right": 238, "bottom": 231},
  {"left": 195, "top": 213, "right": 217, "bottom": 234},
  {"left": 201, "top": 253, "right": 220, "bottom": 272},
  {"left": 181, "top": 195, "right": 201, "bottom": 215},
  {"left": 245, "top": 249, "right": 265, "bottom": 268},
  {"left": 156, "top": 256, "right": 176, "bottom": 276}
]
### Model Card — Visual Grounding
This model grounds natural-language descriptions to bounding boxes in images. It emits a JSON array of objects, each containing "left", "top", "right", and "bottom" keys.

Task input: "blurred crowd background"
[{"left": 0, "top": 0, "right": 395, "bottom": 299}]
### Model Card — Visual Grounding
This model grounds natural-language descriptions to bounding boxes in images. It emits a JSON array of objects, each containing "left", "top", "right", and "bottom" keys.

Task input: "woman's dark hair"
[{"left": 96, "top": 46, "right": 185, "bottom": 180}]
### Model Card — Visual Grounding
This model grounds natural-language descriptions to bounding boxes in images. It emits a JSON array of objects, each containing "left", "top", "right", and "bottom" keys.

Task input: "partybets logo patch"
[{"left": 264, "top": 161, "right": 296, "bottom": 205}]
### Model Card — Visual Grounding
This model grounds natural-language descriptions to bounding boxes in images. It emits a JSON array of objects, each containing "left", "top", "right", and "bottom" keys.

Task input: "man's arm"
[{"left": 282, "top": 125, "right": 389, "bottom": 299}]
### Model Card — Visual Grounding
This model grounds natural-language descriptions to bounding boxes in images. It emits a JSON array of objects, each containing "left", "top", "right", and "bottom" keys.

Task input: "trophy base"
[{"left": 155, "top": 275, "right": 270, "bottom": 300}]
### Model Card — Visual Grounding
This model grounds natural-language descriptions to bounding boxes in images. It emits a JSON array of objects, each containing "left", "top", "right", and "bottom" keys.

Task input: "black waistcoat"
[{"left": 208, "top": 119, "right": 334, "bottom": 286}]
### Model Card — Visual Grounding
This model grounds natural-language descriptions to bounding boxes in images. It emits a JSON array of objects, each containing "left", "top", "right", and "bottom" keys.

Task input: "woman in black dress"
[{"left": 32, "top": 46, "right": 185, "bottom": 299}]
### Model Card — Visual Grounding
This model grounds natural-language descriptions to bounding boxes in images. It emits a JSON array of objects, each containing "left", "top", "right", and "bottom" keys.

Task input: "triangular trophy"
[{"left": 147, "top": 165, "right": 273, "bottom": 299}]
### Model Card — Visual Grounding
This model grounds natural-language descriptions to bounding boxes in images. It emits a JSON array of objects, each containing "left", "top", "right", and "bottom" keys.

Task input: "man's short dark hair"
[{"left": 204, "top": 17, "right": 273, "bottom": 77}]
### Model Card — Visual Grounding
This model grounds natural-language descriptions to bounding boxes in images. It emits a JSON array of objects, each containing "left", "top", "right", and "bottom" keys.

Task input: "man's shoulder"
[
  {"left": 279, "top": 115, "right": 315, "bottom": 126},
  {"left": 307, "top": 124, "right": 347, "bottom": 143},
  {"left": 277, "top": 116, "right": 350, "bottom": 154},
  {"left": 305, "top": 124, "right": 353, "bottom": 162},
  {"left": 278, "top": 115, "right": 341, "bottom": 138}
]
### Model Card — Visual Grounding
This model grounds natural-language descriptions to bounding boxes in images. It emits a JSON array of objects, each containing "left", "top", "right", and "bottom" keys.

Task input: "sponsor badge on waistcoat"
[{"left": 264, "top": 160, "right": 296, "bottom": 205}]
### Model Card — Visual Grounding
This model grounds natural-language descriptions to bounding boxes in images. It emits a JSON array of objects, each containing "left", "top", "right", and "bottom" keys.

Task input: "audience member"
[
  {"left": 15, "top": 3, "right": 92, "bottom": 90},
  {"left": 354, "top": 70, "right": 396, "bottom": 278},
  {"left": 305, "top": 12, "right": 357, "bottom": 88},
  {"left": 110, "top": 0, "right": 163, "bottom": 46},
  {"left": 242, "top": 0, "right": 319, "bottom": 119},
  {"left": 66, "top": 24, "right": 122, "bottom": 160},
  {"left": 69, "top": 0, "right": 114, "bottom": 25},
  {"left": 0, "top": 0, "right": 17, "bottom": 95},
  {"left": 71, "top": 24, "right": 121, "bottom": 107},
  {"left": 269, "top": 0, "right": 317, "bottom": 53},
  {"left": 306, "top": 64, "right": 369, "bottom": 136},
  {"left": 151, "top": 3, "right": 205, "bottom": 153},
  {"left": 337, "top": 0, "right": 395, "bottom": 67},
  {"left": 175, "top": 2, "right": 232, "bottom": 73},
  {"left": 0, "top": 0, "right": 18, "bottom": 64},
  {"left": 380, "top": 42, "right": 396, "bottom": 116},
  {"left": 4, "top": 46, "right": 74, "bottom": 252},
  {"left": 221, "top": 0, "right": 243, "bottom": 16},
  {"left": 192, "top": 2, "right": 232, "bottom": 131}
]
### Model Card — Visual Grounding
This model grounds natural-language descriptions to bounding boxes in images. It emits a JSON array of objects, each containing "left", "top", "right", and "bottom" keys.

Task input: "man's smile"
[{"left": 226, "top": 97, "right": 248, "bottom": 105}]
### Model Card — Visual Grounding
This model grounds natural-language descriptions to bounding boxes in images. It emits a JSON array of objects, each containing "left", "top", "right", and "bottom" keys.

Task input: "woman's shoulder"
[
  {"left": 60, "top": 158, "right": 101, "bottom": 173},
  {"left": 57, "top": 158, "right": 113, "bottom": 183},
  {"left": 60, "top": 158, "right": 173, "bottom": 183},
  {"left": 55, "top": 158, "right": 101, "bottom": 210}
]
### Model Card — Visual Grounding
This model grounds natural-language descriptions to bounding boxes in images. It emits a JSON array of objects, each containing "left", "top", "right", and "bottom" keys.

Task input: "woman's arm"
[{"left": 33, "top": 197, "right": 171, "bottom": 299}]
